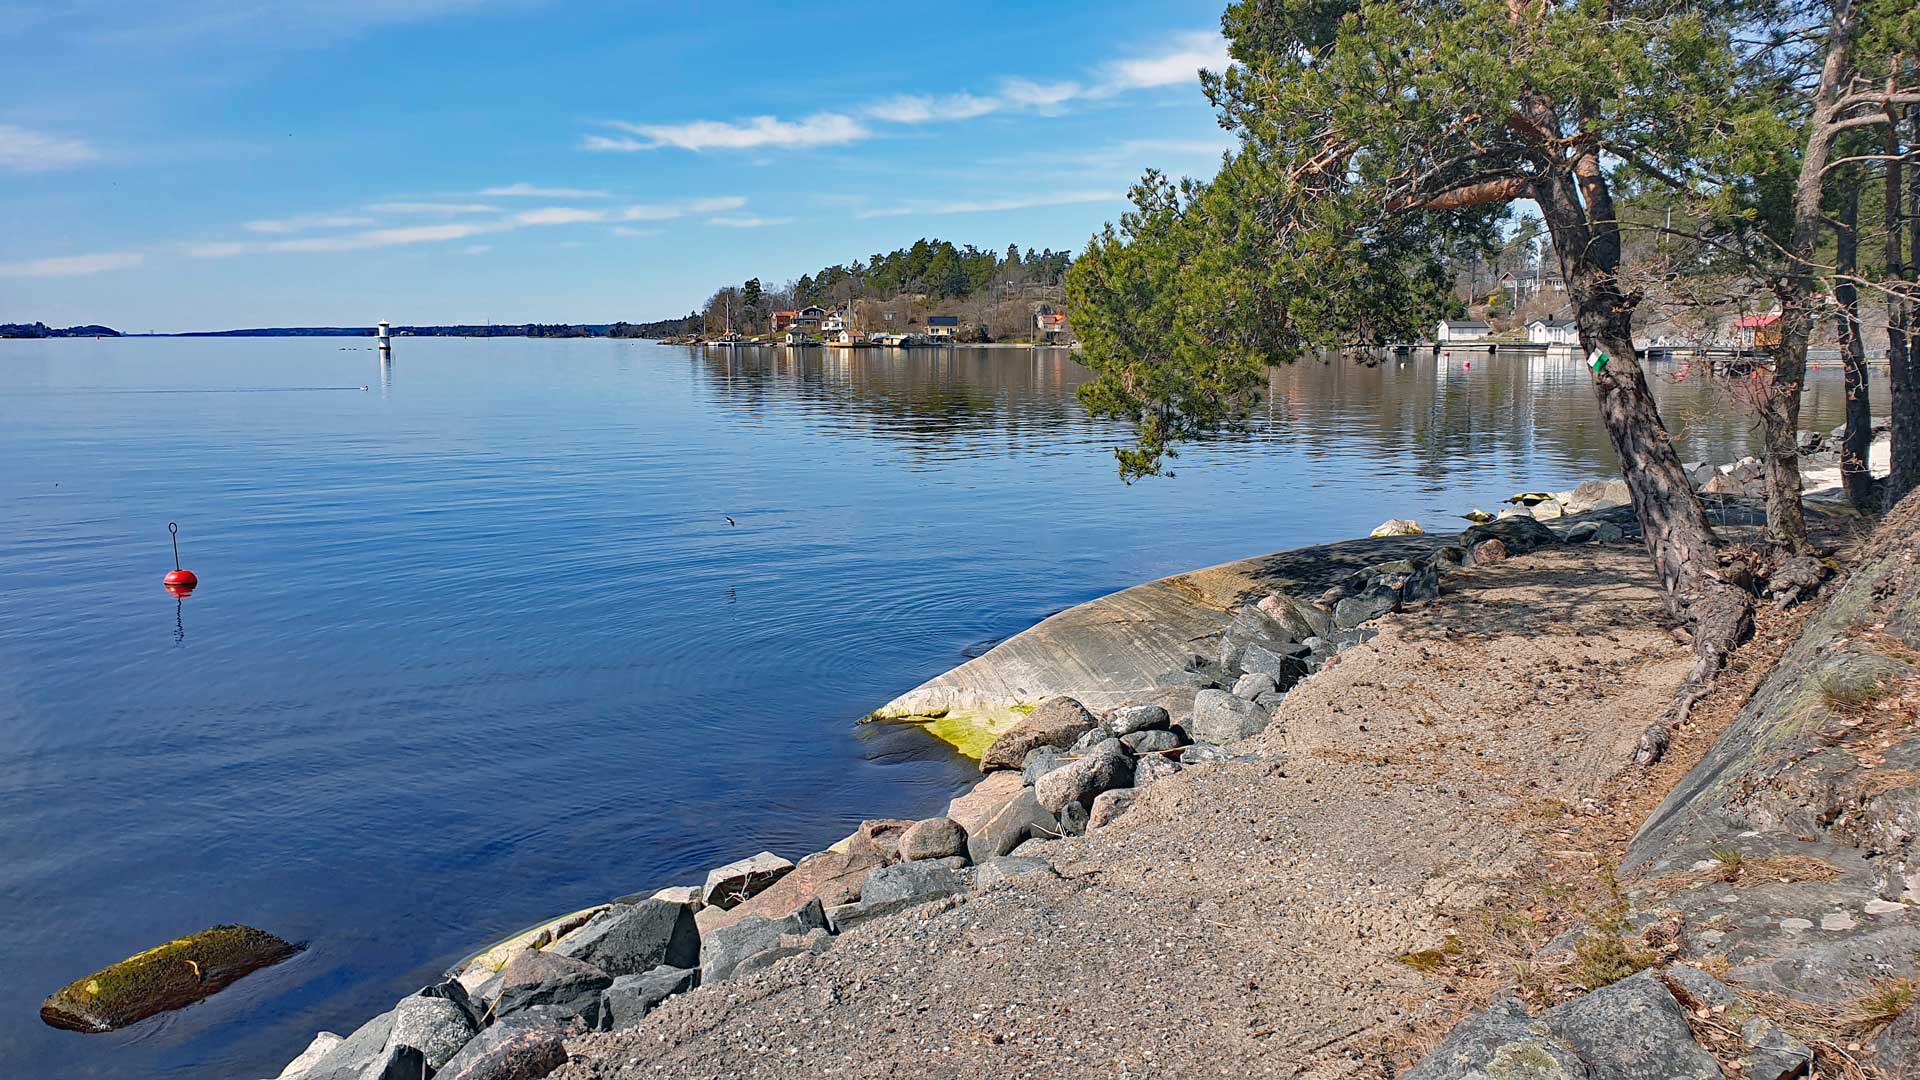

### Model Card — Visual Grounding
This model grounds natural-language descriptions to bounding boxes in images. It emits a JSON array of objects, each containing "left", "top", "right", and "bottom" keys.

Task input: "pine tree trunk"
[
  {"left": 1532, "top": 171, "right": 1753, "bottom": 752},
  {"left": 1890, "top": 104, "right": 1920, "bottom": 506},
  {"left": 1834, "top": 171, "right": 1876, "bottom": 510}
]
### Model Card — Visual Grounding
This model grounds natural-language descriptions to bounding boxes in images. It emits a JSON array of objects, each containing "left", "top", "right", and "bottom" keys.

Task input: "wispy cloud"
[
  {"left": 0, "top": 123, "right": 101, "bottom": 172},
  {"left": 369, "top": 201, "right": 502, "bottom": 214},
  {"left": 0, "top": 251, "right": 144, "bottom": 278},
  {"left": 864, "top": 93, "right": 999, "bottom": 124},
  {"left": 1102, "top": 31, "right": 1230, "bottom": 91},
  {"left": 461, "top": 244, "right": 492, "bottom": 255},
  {"left": 586, "top": 113, "right": 868, "bottom": 152},
  {"left": 481, "top": 182, "right": 610, "bottom": 198},
  {"left": 244, "top": 213, "right": 377, "bottom": 234},
  {"left": 589, "top": 30, "right": 1229, "bottom": 154},
  {"left": 857, "top": 190, "right": 1121, "bottom": 219},
  {"left": 189, "top": 222, "right": 500, "bottom": 257},
  {"left": 620, "top": 195, "right": 745, "bottom": 220},
  {"left": 706, "top": 214, "right": 792, "bottom": 228},
  {"left": 612, "top": 226, "right": 660, "bottom": 238},
  {"left": 512, "top": 206, "right": 605, "bottom": 226},
  {"left": 184, "top": 193, "right": 755, "bottom": 259}
]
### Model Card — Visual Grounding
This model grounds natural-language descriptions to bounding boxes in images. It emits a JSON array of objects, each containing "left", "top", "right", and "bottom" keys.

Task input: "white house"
[
  {"left": 1437, "top": 319, "right": 1491, "bottom": 344},
  {"left": 821, "top": 309, "right": 850, "bottom": 334},
  {"left": 1527, "top": 317, "right": 1578, "bottom": 345}
]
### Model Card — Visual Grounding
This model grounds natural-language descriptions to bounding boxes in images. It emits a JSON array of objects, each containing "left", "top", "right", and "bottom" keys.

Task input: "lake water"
[{"left": 0, "top": 339, "right": 1883, "bottom": 1078}]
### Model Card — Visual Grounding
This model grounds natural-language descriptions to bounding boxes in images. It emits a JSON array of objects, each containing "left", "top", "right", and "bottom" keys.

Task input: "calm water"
[{"left": 0, "top": 339, "right": 1883, "bottom": 1078}]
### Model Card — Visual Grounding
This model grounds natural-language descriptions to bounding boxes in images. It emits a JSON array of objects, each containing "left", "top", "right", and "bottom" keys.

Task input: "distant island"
[
  {"left": 3, "top": 237, "right": 1074, "bottom": 343},
  {"left": 2, "top": 322, "right": 122, "bottom": 338}
]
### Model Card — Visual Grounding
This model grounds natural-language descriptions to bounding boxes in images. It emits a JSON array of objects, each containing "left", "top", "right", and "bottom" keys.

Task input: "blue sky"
[{"left": 0, "top": 1, "right": 1233, "bottom": 331}]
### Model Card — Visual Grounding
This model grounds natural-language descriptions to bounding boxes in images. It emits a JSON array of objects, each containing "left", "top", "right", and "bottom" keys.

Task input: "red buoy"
[{"left": 164, "top": 523, "right": 197, "bottom": 596}]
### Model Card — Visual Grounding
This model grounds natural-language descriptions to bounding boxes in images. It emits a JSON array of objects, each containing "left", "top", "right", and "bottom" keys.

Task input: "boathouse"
[
  {"left": 1526, "top": 317, "right": 1578, "bottom": 346},
  {"left": 1436, "top": 319, "right": 1491, "bottom": 344}
]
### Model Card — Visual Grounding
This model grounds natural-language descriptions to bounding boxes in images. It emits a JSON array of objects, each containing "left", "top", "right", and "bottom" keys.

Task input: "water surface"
[{"left": 0, "top": 339, "right": 1881, "bottom": 1077}]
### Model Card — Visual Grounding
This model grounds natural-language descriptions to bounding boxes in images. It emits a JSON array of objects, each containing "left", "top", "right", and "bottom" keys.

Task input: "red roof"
[
  {"left": 773, "top": 310, "right": 798, "bottom": 318},
  {"left": 1037, "top": 313, "right": 1068, "bottom": 326},
  {"left": 1733, "top": 313, "right": 1780, "bottom": 328}
]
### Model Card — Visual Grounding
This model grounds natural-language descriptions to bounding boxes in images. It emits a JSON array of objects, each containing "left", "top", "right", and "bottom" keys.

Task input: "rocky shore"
[{"left": 263, "top": 456, "right": 1914, "bottom": 1080}]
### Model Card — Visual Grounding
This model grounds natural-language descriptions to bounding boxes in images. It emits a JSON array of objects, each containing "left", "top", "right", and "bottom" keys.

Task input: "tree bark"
[
  {"left": 1835, "top": 165, "right": 1877, "bottom": 509},
  {"left": 1529, "top": 168, "right": 1753, "bottom": 766},
  {"left": 1767, "top": 0, "right": 1859, "bottom": 552},
  {"left": 1891, "top": 102, "right": 1920, "bottom": 506}
]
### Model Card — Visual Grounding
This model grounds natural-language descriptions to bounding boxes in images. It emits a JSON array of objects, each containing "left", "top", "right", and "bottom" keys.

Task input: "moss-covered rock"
[{"left": 40, "top": 924, "right": 300, "bottom": 1032}]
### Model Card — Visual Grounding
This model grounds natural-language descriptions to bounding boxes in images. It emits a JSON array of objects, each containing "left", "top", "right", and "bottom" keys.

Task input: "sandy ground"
[{"left": 555, "top": 542, "right": 1699, "bottom": 1080}]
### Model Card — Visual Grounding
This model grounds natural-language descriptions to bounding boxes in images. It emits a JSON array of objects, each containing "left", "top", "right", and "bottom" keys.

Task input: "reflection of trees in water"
[
  {"left": 678, "top": 345, "right": 1886, "bottom": 477},
  {"left": 686, "top": 347, "right": 1098, "bottom": 454}
]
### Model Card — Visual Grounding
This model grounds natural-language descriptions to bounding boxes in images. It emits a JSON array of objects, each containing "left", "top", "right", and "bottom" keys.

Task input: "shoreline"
[{"left": 262, "top": 443, "right": 1893, "bottom": 1079}]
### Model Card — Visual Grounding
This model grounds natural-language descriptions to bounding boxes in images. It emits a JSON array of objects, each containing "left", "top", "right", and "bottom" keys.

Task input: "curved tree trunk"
[
  {"left": 1834, "top": 169, "right": 1877, "bottom": 510},
  {"left": 1531, "top": 169, "right": 1755, "bottom": 764}
]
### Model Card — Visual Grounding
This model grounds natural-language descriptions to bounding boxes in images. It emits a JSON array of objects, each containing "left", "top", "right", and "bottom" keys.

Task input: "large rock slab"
[
  {"left": 493, "top": 951, "right": 611, "bottom": 1027},
  {"left": 1183, "top": 689, "right": 1272, "bottom": 745},
  {"left": 548, "top": 899, "right": 699, "bottom": 976},
  {"left": 1401, "top": 996, "right": 1588, "bottom": 1080},
  {"left": 1460, "top": 516, "right": 1557, "bottom": 556},
  {"left": 701, "top": 852, "right": 794, "bottom": 910},
  {"left": 1542, "top": 971, "right": 1719, "bottom": 1080},
  {"left": 867, "top": 533, "right": 1442, "bottom": 753},
  {"left": 1562, "top": 478, "right": 1631, "bottom": 514},
  {"left": 597, "top": 966, "right": 699, "bottom": 1031},
  {"left": 1033, "top": 741, "right": 1133, "bottom": 815},
  {"left": 898, "top": 817, "right": 968, "bottom": 862},
  {"left": 299, "top": 1011, "right": 397, "bottom": 1080},
  {"left": 700, "top": 899, "right": 830, "bottom": 984},
  {"left": 39, "top": 924, "right": 302, "bottom": 1033},
  {"left": 274, "top": 1032, "right": 342, "bottom": 1080},
  {"left": 945, "top": 771, "right": 1026, "bottom": 835},
  {"left": 435, "top": 1014, "right": 570, "bottom": 1080},
  {"left": 977, "top": 697, "right": 1097, "bottom": 772},
  {"left": 697, "top": 846, "right": 883, "bottom": 934},
  {"left": 966, "top": 788, "right": 1062, "bottom": 863},
  {"left": 389, "top": 982, "right": 479, "bottom": 1071}
]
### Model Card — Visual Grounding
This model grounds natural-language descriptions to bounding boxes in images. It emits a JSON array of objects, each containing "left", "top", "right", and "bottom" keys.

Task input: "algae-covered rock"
[{"left": 40, "top": 924, "right": 301, "bottom": 1032}]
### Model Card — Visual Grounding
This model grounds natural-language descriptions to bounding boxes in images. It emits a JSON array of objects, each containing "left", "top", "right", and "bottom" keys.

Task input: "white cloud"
[
  {"left": 369, "top": 201, "right": 502, "bottom": 214},
  {"left": 512, "top": 206, "right": 606, "bottom": 226},
  {"left": 858, "top": 190, "right": 1121, "bottom": 219},
  {"left": 611, "top": 226, "right": 659, "bottom": 238},
  {"left": 865, "top": 93, "right": 1001, "bottom": 124},
  {"left": 0, "top": 251, "right": 143, "bottom": 277},
  {"left": 996, "top": 78, "right": 1085, "bottom": 111},
  {"left": 244, "top": 213, "right": 377, "bottom": 234},
  {"left": 619, "top": 195, "right": 745, "bottom": 221},
  {"left": 481, "top": 183, "right": 610, "bottom": 198},
  {"left": 1102, "top": 31, "right": 1230, "bottom": 91},
  {"left": 191, "top": 222, "right": 500, "bottom": 257},
  {"left": 706, "top": 214, "right": 792, "bottom": 228},
  {"left": 0, "top": 123, "right": 101, "bottom": 172},
  {"left": 589, "top": 113, "right": 868, "bottom": 152}
]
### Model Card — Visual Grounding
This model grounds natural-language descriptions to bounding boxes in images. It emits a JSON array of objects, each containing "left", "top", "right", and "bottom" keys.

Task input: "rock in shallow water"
[
  {"left": 549, "top": 899, "right": 699, "bottom": 976},
  {"left": 40, "top": 924, "right": 302, "bottom": 1033}
]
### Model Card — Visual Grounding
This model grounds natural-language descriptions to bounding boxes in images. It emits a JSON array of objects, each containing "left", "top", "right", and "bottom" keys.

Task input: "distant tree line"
[
  {"left": 692, "top": 239, "right": 1076, "bottom": 338},
  {"left": 2, "top": 322, "right": 121, "bottom": 338}
]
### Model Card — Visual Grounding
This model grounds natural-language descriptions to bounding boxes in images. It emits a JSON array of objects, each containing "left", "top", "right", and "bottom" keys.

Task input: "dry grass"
[{"left": 1639, "top": 853, "right": 1842, "bottom": 897}]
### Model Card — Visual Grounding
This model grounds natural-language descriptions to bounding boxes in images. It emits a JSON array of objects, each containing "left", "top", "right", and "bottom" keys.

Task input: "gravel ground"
[{"left": 555, "top": 542, "right": 1692, "bottom": 1080}]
